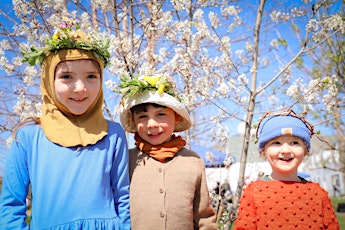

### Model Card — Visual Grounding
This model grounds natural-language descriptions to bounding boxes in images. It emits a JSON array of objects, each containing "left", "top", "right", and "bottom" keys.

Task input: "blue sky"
[{"left": 0, "top": 0, "right": 342, "bottom": 177}]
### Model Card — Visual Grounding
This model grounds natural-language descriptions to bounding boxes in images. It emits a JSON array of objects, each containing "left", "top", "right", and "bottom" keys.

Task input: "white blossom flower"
[
  {"left": 270, "top": 39, "right": 279, "bottom": 49},
  {"left": 0, "top": 40, "right": 11, "bottom": 50},
  {"left": 306, "top": 19, "right": 320, "bottom": 32},
  {"left": 221, "top": 5, "right": 240, "bottom": 16},
  {"left": 171, "top": 0, "right": 185, "bottom": 11},
  {"left": 218, "top": 82, "right": 229, "bottom": 96},
  {"left": 209, "top": 12, "right": 219, "bottom": 28},
  {"left": 291, "top": 7, "right": 305, "bottom": 17},
  {"left": 13, "top": 57, "right": 22, "bottom": 66},
  {"left": 245, "top": 42, "right": 252, "bottom": 52},
  {"left": 270, "top": 10, "right": 281, "bottom": 22},
  {"left": 286, "top": 83, "right": 300, "bottom": 97}
]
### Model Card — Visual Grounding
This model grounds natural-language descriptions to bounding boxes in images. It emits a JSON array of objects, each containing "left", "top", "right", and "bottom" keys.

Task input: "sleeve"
[
  {"left": 321, "top": 188, "right": 340, "bottom": 230},
  {"left": 233, "top": 182, "right": 257, "bottom": 230},
  {"left": 110, "top": 125, "right": 131, "bottom": 230},
  {"left": 0, "top": 130, "right": 30, "bottom": 229},
  {"left": 193, "top": 160, "right": 218, "bottom": 230}
]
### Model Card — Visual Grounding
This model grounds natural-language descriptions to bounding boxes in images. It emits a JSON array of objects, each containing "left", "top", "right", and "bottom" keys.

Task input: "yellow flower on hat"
[
  {"left": 118, "top": 75, "right": 183, "bottom": 102},
  {"left": 143, "top": 76, "right": 159, "bottom": 87},
  {"left": 52, "top": 32, "right": 59, "bottom": 41},
  {"left": 158, "top": 84, "right": 165, "bottom": 94}
]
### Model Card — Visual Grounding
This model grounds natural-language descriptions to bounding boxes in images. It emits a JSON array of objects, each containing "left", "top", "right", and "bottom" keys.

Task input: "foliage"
[
  {"left": 118, "top": 75, "right": 182, "bottom": 101},
  {"left": 20, "top": 18, "right": 110, "bottom": 66}
]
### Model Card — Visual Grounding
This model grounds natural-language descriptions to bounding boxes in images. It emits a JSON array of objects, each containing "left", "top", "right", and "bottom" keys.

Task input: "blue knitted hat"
[{"left": 257, "top": 115, "right": 311, "bottom": 151}]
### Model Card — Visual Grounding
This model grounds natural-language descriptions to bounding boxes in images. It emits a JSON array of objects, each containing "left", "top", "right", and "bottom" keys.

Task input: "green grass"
[
  {"left": 332, "top": 197, "right": 345, "bottom": 229},
  {"left": 337, "top": 214, "right": 345, "bottom": 230}
]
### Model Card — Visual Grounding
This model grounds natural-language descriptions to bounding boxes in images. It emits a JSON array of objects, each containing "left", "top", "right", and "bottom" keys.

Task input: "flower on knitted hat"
[
  {"left": 118, "top": 75, "right": 183, "bottom": 102},
  {"left": 21, "top": 18, "right": 110, "bottom": 67}
]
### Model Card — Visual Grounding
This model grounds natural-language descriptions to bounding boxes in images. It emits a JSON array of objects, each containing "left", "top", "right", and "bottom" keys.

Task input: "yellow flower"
[
  {"left": 143, "top": 76, "right": 159, "bottom": 87},
  {"left": 158, "top": 84, "right": 165, "bottom": 94},
  {"left": 52, "top": 32, "right": 60, "bottom": 41}
]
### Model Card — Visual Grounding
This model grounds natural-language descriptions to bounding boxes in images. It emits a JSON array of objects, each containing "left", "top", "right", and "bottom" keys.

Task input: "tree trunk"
[{"left": 227, "top": 0, "right": 266, "bottom": 228}]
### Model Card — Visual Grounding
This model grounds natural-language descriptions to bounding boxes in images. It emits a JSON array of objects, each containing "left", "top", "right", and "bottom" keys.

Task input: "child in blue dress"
[{"left": 0, "top": 19, "right": 131, "bottom": 229}]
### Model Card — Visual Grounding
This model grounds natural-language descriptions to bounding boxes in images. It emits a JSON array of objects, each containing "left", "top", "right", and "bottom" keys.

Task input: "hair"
[{"left": 130, "top": 103, "right": 167, "bottom": 114}]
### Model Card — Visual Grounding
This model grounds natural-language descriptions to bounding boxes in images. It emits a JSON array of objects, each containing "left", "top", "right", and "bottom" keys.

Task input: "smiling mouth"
[
  {"left": 71, "top": 98, "right": 86, "bottom": 101},
  {"left": 279, "top": 157, "right": 293, "bottom": 162},
  {"left": 148, "top": 132, "right": 162, "bottom": 137}
]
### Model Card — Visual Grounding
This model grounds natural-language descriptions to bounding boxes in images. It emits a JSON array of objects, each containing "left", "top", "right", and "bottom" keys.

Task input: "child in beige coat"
[{"left": 119, "top": 75, "right": 217, "bottom": 230}]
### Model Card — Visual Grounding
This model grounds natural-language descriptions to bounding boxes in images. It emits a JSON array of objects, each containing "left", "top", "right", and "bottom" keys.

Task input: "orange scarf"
[{"left": 134, "top": 133, "right": 186, "bottom": 162}]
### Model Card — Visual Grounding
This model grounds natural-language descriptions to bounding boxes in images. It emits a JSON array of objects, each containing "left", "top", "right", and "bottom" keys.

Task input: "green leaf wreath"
[
  {"left": 21, "top": 18, "right": 110, "bottom": 67},
  {"left": 118, "top": 75, "right": 183, "bottom": 102}
]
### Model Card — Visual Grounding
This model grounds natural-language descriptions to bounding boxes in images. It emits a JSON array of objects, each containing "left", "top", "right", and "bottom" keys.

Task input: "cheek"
[
  {"left": 54, "top": 81, "right": 69, "bottom": 99},
  {"left": 94, "top": 81, "right": 101, "bottom": 93},
  {"left": 91, "top": 87, "right": 101, "bottom": 99},
  {"left": 135, "top": 121, "right": 146, "bottom": 132},
  {"left": 264, "top": 147, "right": 277, "bottom": 160},
  {"left": 88, "top": 81, "right": 101, "bottom": 96}
]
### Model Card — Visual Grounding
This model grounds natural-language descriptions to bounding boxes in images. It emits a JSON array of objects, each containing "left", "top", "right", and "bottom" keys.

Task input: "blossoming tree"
[{"left": 0, "top": 0, "right": 343, "bottom": 228}]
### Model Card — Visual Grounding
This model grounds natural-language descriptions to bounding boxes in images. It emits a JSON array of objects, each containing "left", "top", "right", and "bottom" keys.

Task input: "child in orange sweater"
[{"left": 234, "top": 110, "right": 339, "bottom": 230}]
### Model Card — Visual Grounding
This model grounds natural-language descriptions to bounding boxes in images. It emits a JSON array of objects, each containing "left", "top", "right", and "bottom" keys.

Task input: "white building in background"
[
  {"left": 304, "top": 148, "right": 343, "bottom": 197},
  {"left": 206, "top": 161, "right": 318, "bottom": 193}
]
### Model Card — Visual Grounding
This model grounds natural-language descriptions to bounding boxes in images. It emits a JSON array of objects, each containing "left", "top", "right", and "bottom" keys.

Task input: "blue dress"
[{"left": 0, "top": 121, "right": 130, "bottom": 229}]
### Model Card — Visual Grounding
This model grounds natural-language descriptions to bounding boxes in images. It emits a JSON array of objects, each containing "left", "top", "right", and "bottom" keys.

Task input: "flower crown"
[
  {"left": 118, "top": 75, "right": 183, "bottom": 102},
  {"left": 21, "top": 19, "right": 110, "bottom": 67}
]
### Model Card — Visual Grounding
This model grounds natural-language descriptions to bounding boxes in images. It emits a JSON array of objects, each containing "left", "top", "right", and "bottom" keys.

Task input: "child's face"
[
  {"left": 133, "top": 104, "right": 181, "bottom": 145},
  {"left": 264, "top": 135, "right": 306, "bottom": 176},
  {"left": 54, "top": 59, "right": 101, "bottom": 115}
]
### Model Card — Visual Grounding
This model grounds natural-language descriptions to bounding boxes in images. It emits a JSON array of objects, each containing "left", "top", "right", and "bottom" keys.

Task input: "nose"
[
  {"left": 147, "top": 118, "right": 159, "bottom": 128},
  {"left": 73, "top": 79, "right": 86, "bottom": 92},
  {"left": 280, "top": 143, "right": 292, "bottom": 153}
]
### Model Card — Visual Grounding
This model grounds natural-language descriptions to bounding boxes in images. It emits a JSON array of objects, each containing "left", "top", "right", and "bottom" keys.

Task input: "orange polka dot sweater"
[{"left": 234, "top": 179, "right": 339, "bottom": 230}]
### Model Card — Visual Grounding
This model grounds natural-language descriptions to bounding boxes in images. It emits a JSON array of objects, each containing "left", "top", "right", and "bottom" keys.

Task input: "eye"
[
  {"left": 87, "top": 74, "right": 98, "bottom": 79},
  {"left": 59, "top": 74, "right": 72, "bottom": 79},
  {"left": 291, "top": 140, "right": 301, "bottom": 145},
  {"left": 134, "top": 113, "right": 147, "bottom": 120},
  {"left": 138, "top": 115, "right": 147, "bottom": 119},
  {"left": 271, "top": 141, "right": 281, "bottom": 145}
]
